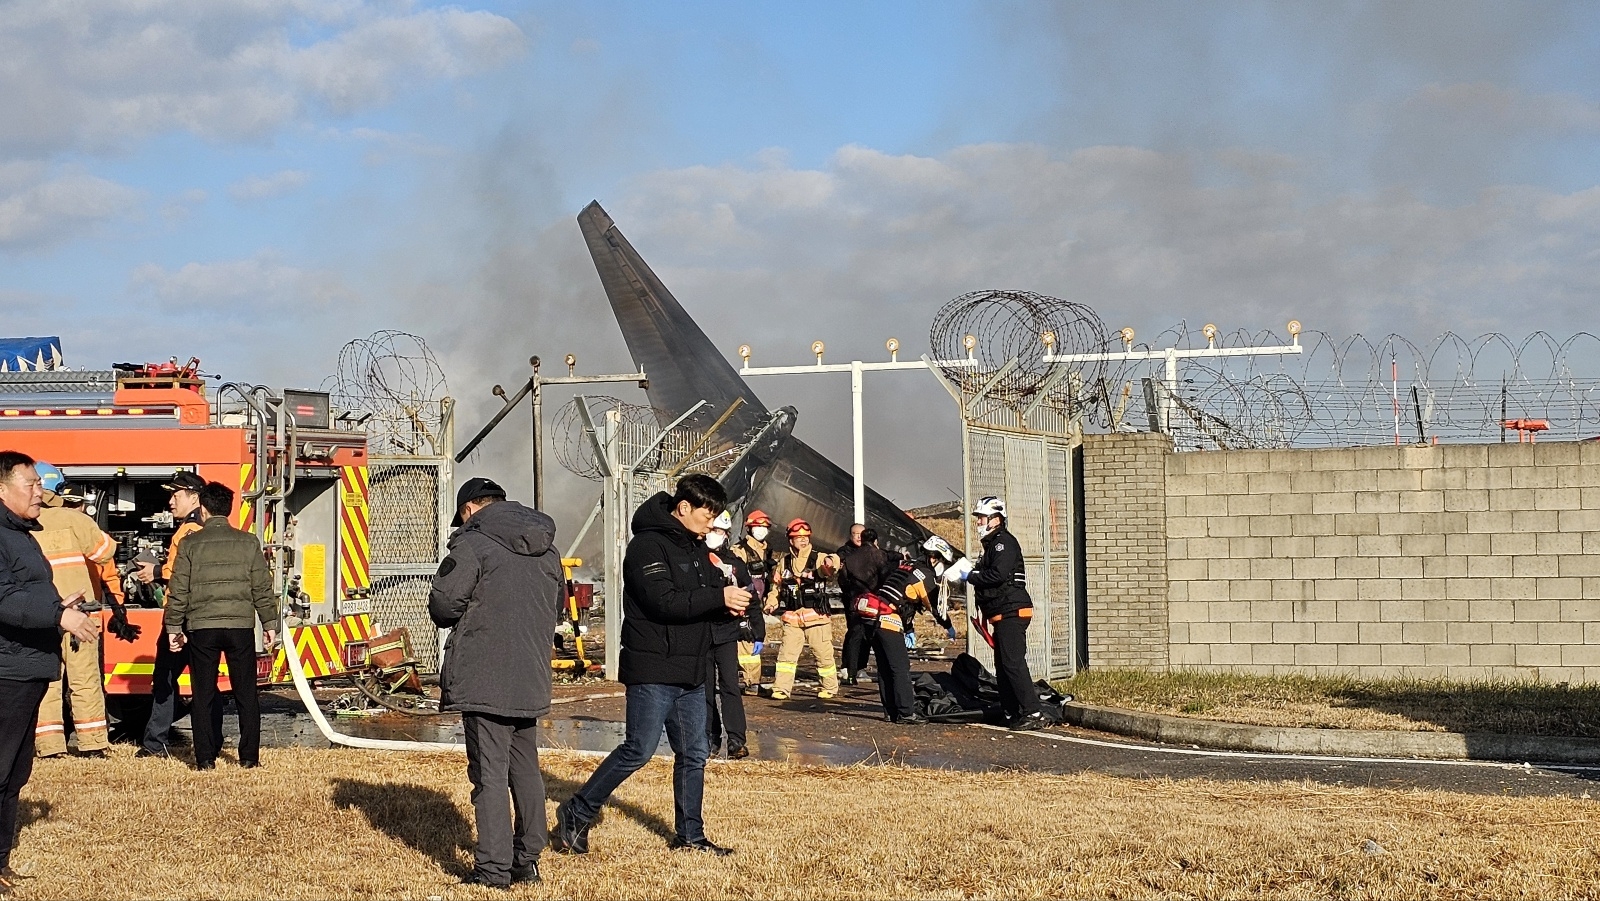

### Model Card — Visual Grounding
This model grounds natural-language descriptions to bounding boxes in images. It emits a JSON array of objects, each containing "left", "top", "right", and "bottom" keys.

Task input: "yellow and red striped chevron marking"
[
  {"left": 268, "top": 614, "right": 375, "bottom": 683},
  {"left": 338, "top": 465, "right": 370, "bottom": 599},
  {"left": 239, "top": 461, "right": 255, "bottom": 532}
]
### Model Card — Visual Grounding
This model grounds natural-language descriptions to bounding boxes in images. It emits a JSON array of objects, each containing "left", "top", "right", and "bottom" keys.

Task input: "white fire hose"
[{"left": 280, "top": 626, "right": 607, "bottom": 757}]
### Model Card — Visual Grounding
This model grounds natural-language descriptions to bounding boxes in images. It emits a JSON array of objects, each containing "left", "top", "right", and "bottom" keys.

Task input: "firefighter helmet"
[
  {"left": 712, "top": 511, "right": 733, "bottom": 531},
  {"left": 786, "top": 518, "right": 811, "bottom": 536},
  {"left": 745, "top": 509, "right": 771, "bottom": 528}
]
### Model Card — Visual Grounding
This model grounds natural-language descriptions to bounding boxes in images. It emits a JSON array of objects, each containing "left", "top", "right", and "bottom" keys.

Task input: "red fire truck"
[{"left": 0, "top": 344, "right": 377, "bottom": 713}]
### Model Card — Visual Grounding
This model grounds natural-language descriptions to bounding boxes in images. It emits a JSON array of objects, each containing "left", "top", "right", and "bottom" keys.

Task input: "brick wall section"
[
  {"left": 1165, "top": 441, "right": 1600, "bottom": 683},
  {"left": 1082, "top": 432, "right": 1171, "bottom": 670}
]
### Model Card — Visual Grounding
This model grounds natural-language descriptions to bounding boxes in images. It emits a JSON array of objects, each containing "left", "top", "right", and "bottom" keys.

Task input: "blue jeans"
[{"left": 566, "top": 682, "right": 710, "bottom": 842}]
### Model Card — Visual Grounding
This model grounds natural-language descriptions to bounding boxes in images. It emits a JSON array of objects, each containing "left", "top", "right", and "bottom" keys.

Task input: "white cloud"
[
  {"left": 0, "top": 2, "right": 528, "bottom": 155},
  {"left": 130, "top": 251, "right": 357, "bottom": 315},
  {"left": 607, "top": 143, "right": 1600, "bottom": 343},
  {"left": 0, "top": 167, "right": 141, "bottom": 248},
  {"left": 228, "top": 169, "right": 310, "bottom": 202}
]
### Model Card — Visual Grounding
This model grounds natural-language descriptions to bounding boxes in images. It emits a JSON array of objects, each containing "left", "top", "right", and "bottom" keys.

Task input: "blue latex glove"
[{"left": 752, "top": 641, "right": 764, "bottom": 655}]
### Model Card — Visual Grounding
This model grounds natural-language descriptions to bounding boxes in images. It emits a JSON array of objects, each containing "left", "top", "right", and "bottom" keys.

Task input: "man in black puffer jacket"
[
  {"left": 551, "top": 474, "right": 751, "bottom": 858},
  {"left": 0, "top": 451, "right": 99, "bottom": 891},
  {"left": 430, "top": 477, "right": 563, "bottom": 889}
]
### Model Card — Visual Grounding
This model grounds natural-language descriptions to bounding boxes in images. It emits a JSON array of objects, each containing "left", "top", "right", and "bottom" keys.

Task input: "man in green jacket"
[{"left": 164, "top": 482, "right": 278, "bottom": 771}]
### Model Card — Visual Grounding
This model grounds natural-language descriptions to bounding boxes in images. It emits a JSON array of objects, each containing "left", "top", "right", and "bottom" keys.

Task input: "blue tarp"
[{"left": 0, "top": 337, "right": 63, "bottom": 371}]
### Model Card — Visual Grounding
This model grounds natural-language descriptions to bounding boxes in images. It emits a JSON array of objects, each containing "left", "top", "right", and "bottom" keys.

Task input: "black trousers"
[
  {"left": 462, "top": 712, "right": 545, "bottom": 882},
  {"left": 991, "top": 616, "right": 1043, "bottom": 719},
  {"left": 142, "top": 639, "right": 220, "bottom": 753},
  {"left": 704, "top": 639, "right": 747, "bottom": 751},
  {"left": 0, "top": 679, "right": 47, "bottom": 869},
  {"left": 870, "top": 624, "right": 917, "bottom": 721},
  {"left": 841, "top": 607, "right": 872, "bottom": 678},
  {"left": 187, "top": 628, "right": 261, "bottom": 766}
]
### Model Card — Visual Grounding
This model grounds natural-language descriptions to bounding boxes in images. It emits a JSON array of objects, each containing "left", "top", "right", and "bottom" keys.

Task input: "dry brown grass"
[
  {"left": 1062, "top": 669, "right": 1600, "bottom": 736},
  {"left": 13, "top": 746, "right": 1600, "bottom": 899}
]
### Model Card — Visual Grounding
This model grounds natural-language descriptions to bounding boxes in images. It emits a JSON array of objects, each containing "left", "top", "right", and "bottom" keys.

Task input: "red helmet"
[
  {"left": 786, "top": 518, "right": 811, "bottom": 536},
  {"left": 745, "top": 509, "right": 772, "bottom": 528}
]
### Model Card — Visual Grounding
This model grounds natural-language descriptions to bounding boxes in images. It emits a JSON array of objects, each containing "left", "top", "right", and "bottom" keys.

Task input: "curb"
[{"left": 1061, "top": 702, "right": 1600, "bottom": 765}]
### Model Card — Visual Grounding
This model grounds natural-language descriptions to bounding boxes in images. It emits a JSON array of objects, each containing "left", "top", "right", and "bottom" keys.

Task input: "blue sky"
[{"left": 4, "top": 1, "right": 1600, "bottom": 525}]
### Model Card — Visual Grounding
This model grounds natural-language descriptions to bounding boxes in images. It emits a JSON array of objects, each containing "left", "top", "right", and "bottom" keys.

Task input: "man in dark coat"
[
  {"left": 0, "top": 451, "right": 98, "bottom": 892},
  {"left": 429, "top": 477, "right": 563, "bottom": 888},
  {"left": 163, "top": 481, "right": 278, "bottom": 771},
  {"left": 551, "top": 474, "right": 751, "bottom": 857}
]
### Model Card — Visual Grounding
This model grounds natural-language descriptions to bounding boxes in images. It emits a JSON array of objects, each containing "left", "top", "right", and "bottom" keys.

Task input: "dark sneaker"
[
  {"left": 1008, "top": 711, "right": 1050, "bottom": 732},
  {"left": 239, "top": 760, "right": 262, "bottom": 769},
  {"left": 76, "top": 749, "right": 108, "bottom": 760},
  {"left": 669, "top": 836, "right": 734, "bottom": 856},
  {"left": 899, "top": 714, "right": 928, "bottom": 726},
  {"left": 549, "top": 802, "right": 593, "bottom": 855},
  {"left": 510, "top": 861, "right": 541, "bottom": 885},
  {"left": 194, "top": 760, "right": 216, "bottom": 771},
  {"left": 460, "top": 870, "right": 510, "bottom": 890},
  {"left": 727, "top": 745, "right": 750, "bottom": 760},
  {"left": 134, "top": 747, "right": 168, "bottom": 759}
]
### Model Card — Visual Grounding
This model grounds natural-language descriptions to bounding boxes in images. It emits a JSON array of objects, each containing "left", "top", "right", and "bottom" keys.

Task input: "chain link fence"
[{"left": 367, "top": 456, "right": 451, "bottom": 673}]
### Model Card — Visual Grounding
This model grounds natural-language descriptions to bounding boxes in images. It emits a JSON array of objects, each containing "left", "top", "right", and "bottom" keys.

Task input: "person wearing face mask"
[
  {"left": 704, "top": 512, "right": 759, "bottom": 759},
  {"left": 728, "top": 511, "right": 775, "bottom": 694},
  {"left": 763, "top": 519, "right": 841, "bottom": 700},
  {"left": 944, "top": 496, "right": 1048, "bottom": 732}
]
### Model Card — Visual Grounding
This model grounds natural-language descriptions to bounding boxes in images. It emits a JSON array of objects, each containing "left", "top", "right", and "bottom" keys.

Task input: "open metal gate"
[
  {"left": 366, "top": 455, "right": 453, "bottom": 673},
  {"left": 964, "top": 426, "right": 1082, "bottom": 679}
]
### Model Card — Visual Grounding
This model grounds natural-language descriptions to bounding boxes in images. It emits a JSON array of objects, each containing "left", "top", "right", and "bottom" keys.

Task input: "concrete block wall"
[
  {"left": 1082, "top": 432, "right": 1171, "bottom": 669},
  {"left": 1164, "top": 441, "right": 1600, "bottom": 683}
]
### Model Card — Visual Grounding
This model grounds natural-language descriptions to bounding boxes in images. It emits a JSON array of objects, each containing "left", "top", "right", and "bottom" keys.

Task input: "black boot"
[{"left": 550, "top": 802, "right": 594, "bottom": 854}]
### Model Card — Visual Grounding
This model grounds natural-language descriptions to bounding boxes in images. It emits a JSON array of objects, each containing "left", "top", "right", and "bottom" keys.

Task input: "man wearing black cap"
[
  {"left": 135, "top": 470, "right": 218, "bottom": 759},
  {"left": 430, "top": 477, "right": 563, "bottom": 888}
]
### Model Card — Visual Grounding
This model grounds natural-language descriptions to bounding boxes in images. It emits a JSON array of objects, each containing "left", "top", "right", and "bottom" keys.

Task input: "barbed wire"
[
  {"left": 324, "top": 331, "right": 450, "bottom": 456},
  {"left": 1099, "top": 325, "right": 1600, "bottom": 449},
  {"left": 929, "top": 290, "right": 1110, "bottom": 394}
]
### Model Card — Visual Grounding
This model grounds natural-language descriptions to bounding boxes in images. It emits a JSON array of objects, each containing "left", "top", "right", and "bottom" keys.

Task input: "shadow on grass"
[
  {"left": 544, "top": 768, "right": 677, "bottom": 845},
  {"left": 333, "top": 779, "right": 473, "bottom": 875},
  {"left": 19, "top": 799, "right": 50, "bottom": 829},
  {"left": 1065, "top": 670, "right": 1600, "bottom": 738},
  {"left": 331, "top": 768, "right": 682, "bottom": 869},
  {"left": 1329, "top": 681, "right": 1600, "bottom": 737}
]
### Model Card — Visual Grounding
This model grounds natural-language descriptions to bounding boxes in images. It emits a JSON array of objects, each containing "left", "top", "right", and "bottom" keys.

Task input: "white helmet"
[
  {"left": 922, "top": 535, "right": 956, "bottom": 564},
  {"left": 711, "top": 511, "right": 733, "bottom": 530},
  {"left": 971, "top": 496, "right": 1006, "bottom": 518}
]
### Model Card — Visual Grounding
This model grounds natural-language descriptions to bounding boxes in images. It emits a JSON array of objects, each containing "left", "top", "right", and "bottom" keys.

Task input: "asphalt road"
[{"left": 205, "top": 678, "right": 1600, "bottom": 801}]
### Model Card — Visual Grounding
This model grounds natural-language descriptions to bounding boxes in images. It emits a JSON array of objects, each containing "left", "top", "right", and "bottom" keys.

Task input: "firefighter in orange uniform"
[
  {"left": 30, "top": 464, "right": 119, "bottom": 758},
  {"left": 134, "top": 471, "right": 214, "bottom": 758},
  {"left": 763, "top": 519, "right": 841, "bottom": 700}
]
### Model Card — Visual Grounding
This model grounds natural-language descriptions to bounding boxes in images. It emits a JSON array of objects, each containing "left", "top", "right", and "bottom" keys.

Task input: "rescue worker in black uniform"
[
  {"left": 836, "top": 524, "right": 889, "bottom": 685},
  {"left": 945, "top": 496, "right": 1049, "bottom": 731},
  {"left": 853, "top": 549, "right": 944, "bottom": 725},
  {"left": 705, "top": 512, "right": 762, "bottom": 759}
]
